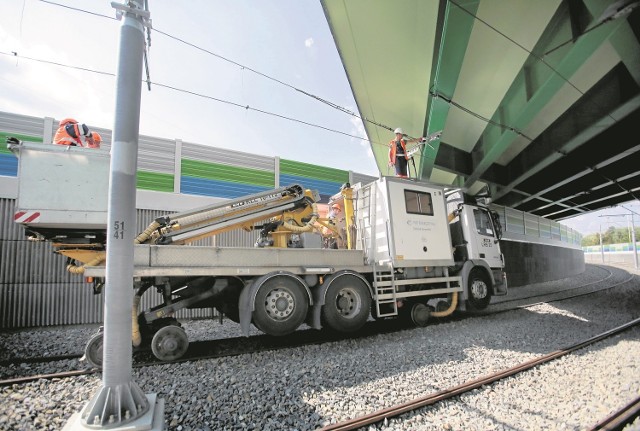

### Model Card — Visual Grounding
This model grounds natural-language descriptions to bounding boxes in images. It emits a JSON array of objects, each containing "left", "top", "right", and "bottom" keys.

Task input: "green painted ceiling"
[{"left": 322, "top": 0, "right": 640, "bottom": 220}]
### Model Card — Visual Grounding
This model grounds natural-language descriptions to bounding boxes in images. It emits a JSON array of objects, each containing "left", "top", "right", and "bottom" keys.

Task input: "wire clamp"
[{"left": 111, "top": 2, "right": 152, "bottom": 27}]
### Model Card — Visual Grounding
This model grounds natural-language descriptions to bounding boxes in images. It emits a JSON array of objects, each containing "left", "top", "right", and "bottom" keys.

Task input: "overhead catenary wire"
[
  {"left": 35, "top": 0, "right": 397, "bottom": 136},
  {"left": 542, "top": 20, "right": 609, "bottom": 57},
  {"left": 29, "top": 0, "right": 459, "bottom": 152},
  {"left": 0, "top": 50, "right": 389, "bottom": 149},
  {"left": 148, "top": 30, "right": 397, "bottom": 136},
  {"left": 149, "top": 81, "right": 383, "bottom": 145},
  {"left": 34, "top": 0, "right": 624, "bottom": 151},
  {"left": 543, "top": 0, "right": 640, "bottom": 57},
  {"left": 429, "top": 89, "right": 533, "bottom": 141},
  {"left": 24, "top": 0, "right": 596, "bottom": 154}
]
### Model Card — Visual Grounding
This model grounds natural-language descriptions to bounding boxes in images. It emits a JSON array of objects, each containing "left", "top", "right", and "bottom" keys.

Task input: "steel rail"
[
  {"left": 320, "top": 317, "right": 640, "bottom": 431},
  {"left": 0, "top": 369, "right": 96, "bottom": 386},
  {"left": 587, "top": 395, "right": 640, "bottom": 431},
  {"left": 0, "top": 353, "right": 82, "bottom": 367},
  {"left": 2, "top": 264, "right": 619, "bottom": 367},
  {"left": 1, "top": 267, "right": 635, "bottom": 386},
  {"left": 487, "top": 264, "right": 615, "bottom": 307}
]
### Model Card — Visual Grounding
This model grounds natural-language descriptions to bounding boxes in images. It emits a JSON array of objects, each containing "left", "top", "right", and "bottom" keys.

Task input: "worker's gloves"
[{"left": 6, "top": 136, "right": 21, "bottom": 145}]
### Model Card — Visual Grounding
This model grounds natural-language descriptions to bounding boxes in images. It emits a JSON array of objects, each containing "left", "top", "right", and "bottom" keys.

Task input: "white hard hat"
[{"left": 394, "top": 128, "right": 403, "bottom": 135}]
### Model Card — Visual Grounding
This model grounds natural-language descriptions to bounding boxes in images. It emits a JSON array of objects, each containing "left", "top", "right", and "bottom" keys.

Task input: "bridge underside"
[{"left": 322, "top": 0, "right": 640, "bottom": 220}]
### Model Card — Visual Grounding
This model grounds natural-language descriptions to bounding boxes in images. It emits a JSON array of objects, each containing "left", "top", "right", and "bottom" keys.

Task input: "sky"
[
  {"left": 1, "top": 0, "right": 638, "bottom": 238},
  {"left": 0, "top": 0, "right": 378, "bottom": 175},
  {"left": 560, "top": 202, "right": 640, "bottom": 238}
]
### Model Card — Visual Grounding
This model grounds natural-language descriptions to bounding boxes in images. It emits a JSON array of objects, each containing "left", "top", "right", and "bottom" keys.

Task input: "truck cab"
[{"left": 448, "top": 197, "right": 507, "bottom": 311}]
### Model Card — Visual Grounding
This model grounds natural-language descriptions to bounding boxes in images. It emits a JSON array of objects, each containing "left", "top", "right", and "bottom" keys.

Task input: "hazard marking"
[{"left": 14, "top": 211, "right": 41, "bottom": 223}]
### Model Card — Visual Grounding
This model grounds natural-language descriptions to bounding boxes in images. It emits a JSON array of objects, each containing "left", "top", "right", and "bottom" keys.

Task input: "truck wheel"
[
  {"left": 253, "top": 275, "right": 308, "bottom": 336},
  {"left": 151, "top": 325, "right": 189, "bottom": 361},
  {"left": 321, "top": 273, "right": 371, "bottom": 332},
  {"left": 466, "top": 268, "right": 491, "bottom": 311}
]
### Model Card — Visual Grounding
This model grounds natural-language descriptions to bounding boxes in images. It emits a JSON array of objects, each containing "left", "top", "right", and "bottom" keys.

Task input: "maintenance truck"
[{"left": 9, "top": 139, "right": 507, "bottom": 366}]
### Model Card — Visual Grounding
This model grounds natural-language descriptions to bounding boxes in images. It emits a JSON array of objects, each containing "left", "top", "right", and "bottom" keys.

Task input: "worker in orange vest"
[
  {"left": 388, "top": 128, "right": 423, "bottom": 178},
  {"left": 53, "top": 118, "right": 102, "bottom": 148}
]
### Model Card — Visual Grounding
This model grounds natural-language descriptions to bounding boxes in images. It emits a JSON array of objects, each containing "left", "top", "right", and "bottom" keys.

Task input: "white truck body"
[
  {"left": 357, "top": 177, "right": 454, "bottom": 267},
  {"left": 10, "top": 141, "right": 507, "bottom": 362}
]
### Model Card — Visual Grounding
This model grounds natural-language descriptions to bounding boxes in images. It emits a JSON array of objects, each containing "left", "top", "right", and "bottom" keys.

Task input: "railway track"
[
  {"left": 485, "top": 264, "right": 615, "bottom": 308},
  {"left": 587, "top": 395, "right": 640, "bottom": 431},
  {"left": 1, "top": 265, "right": 635, "bottom": 387},
  {"left": 319, "top": 317, "right": 640, "bottom": 431},
  {"left": 0, "top": 320, "right": 407, "bottom": 386}
]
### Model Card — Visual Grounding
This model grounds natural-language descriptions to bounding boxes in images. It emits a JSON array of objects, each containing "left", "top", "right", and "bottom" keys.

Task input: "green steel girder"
[
  {"left": 419, "top": 0, "right": 479, "bottom": 180},
  {"left": 492, "top": 86, "right": 640, "bottom": 204},
  {"left": 463, "top": 15, "right": 629, "bottom": 190}
]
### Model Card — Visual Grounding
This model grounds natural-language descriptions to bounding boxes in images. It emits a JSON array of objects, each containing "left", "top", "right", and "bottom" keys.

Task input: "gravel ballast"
[{"left": 1, "top": 263, "right": 639, "bottom": 431}]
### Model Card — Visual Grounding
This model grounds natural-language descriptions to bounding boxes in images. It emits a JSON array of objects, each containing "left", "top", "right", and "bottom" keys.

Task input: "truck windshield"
[{"left": 473, "top": 209, "right": 494, "bottom": 236}]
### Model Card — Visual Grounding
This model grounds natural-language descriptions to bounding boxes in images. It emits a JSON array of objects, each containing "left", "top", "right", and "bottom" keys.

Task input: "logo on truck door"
[
  {"left": 481, "top": 238, "right": 493, "bottom": 247},
  {"left": 406, "top": 220, "right": 435, "bottom": 231}
]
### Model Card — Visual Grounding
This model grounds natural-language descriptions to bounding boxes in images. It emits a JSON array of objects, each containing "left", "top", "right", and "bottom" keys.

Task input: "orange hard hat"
[
  {"left": 331, "top": 203, "right": 341, "bottom": 210},
  {"left": 87, "top": 132, "right": 102, "bottom": 149},
  {"left": 59, "top": 118, "right": 78, "bottom": 127}
]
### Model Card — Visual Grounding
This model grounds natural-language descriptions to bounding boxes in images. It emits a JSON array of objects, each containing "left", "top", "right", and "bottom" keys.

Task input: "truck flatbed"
[{"left": 84, "top": 245, "right": 370, "bottom": 277}]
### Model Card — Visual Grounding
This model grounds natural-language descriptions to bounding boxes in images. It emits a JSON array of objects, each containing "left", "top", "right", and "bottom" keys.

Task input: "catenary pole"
[
  {"left": 599, "top": 224, "right": 604, "bottom": 263},
  {"left": 631, "top": 214, "right": 638, "bottom": 269},
  {"left": 63, "top": 1, "right": 164, "bottom": 430}
]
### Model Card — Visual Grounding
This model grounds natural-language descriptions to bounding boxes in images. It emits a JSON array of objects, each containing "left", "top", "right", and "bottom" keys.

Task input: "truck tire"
[
  {"left": 253, "top": 275, "right": 308, "bottom": 336},
  {"left": 321, "top": 273, "right": 371, "bottom": 333},
  {"left": 466, "top": 267, "right": 491, "bottom": 311}
]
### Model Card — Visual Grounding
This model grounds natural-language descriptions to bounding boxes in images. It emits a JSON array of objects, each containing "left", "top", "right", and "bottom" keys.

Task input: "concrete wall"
[{"left": 501, "top": 240, "right": 586, "bottom": 287}]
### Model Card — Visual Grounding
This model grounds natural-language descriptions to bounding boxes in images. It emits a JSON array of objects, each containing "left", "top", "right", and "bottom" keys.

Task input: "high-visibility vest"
[
  {"left": 388, "top": 139, "right": 408, "bottom": 162},
  {"left": 53, "top": 122, "right": 90, "bottom": 147}
]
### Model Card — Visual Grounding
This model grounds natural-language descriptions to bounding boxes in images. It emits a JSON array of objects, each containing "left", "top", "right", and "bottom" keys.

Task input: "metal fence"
[
  {"left": 0, "top": 198, "right": 259, "bottom": 329},
  {"left": 490, "top": 203, "right": 582, "bottom": 249},
  {"left": 0, "top": 110, "right": 377, "bottom": 329}
]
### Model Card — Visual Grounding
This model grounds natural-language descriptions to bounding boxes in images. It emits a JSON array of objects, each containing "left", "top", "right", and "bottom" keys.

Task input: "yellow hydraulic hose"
[
  {"left": 132, "top": 293, "right": 142, "bottom": 347},
  {"left": 66, "top": 252, "right": 106, "bottom": 274},
  {"left": 281, "top": 202, "right": 319, "bottom": 232},
  {"left": 135, "top": 220, "right": 161, "bottom": 244},
  {"left": 431, "top": 292, "right": 458, "bottom": 317}
]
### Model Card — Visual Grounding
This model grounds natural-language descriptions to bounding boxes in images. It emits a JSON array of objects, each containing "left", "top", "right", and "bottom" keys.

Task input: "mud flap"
[
  {"left": 493, "top": 271, "right": 508, "bottom": 296},
  {"left": 307, "top": 281, "right": 330, "bottom": 330},
  {"left": 238, "top": 279, "right": 257, "bottom": 336}
]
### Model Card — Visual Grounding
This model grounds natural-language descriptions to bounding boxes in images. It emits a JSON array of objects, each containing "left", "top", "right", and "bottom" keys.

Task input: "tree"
[{"left": 581, "top": 226, "right": 640, "bottom": 247}]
